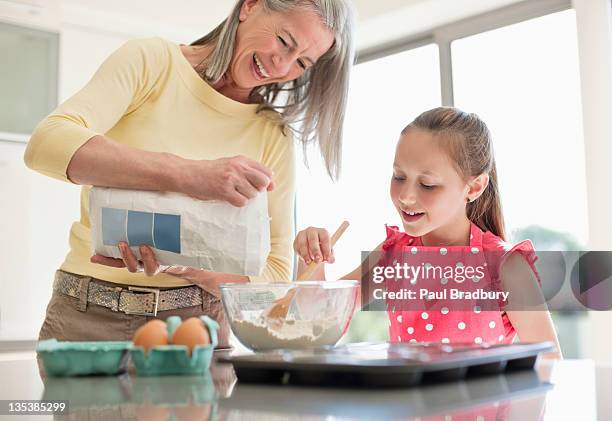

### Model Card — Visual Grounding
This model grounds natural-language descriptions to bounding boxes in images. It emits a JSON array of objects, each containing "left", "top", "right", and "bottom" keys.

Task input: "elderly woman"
[{"left": 25, "top": 0, "right": 355, "bottom": 347}]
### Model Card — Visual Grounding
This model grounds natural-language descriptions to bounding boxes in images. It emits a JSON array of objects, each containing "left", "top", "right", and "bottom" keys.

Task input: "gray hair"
[{"left": 191, "top": 0, "right": 355, "bottom": 180}]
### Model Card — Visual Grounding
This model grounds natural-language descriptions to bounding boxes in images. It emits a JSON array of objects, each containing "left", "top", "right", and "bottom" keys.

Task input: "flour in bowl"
[{"left": 231, "top": 318, "right": 343, "bottom": 350}]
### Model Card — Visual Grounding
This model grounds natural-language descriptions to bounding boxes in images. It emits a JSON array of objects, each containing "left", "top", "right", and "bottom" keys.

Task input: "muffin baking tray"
[{"left": 221, "top": 341, "right": 554, "bottom": 388}]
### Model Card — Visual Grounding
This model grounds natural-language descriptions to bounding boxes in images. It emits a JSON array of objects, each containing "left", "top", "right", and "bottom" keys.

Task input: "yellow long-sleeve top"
[{"left": 24, "top": 37, "right": 295, "bottom": 287}]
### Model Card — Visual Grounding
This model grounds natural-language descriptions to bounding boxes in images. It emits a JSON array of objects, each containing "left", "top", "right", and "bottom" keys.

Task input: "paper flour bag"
[{"left": 89, "top": 187, "right": 270, "bottom": 275}]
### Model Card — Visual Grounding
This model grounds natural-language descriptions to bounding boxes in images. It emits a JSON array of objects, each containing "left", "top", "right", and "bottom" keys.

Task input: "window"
[{"left": 452, "top": 9, "right": 587, "bottom": 247}]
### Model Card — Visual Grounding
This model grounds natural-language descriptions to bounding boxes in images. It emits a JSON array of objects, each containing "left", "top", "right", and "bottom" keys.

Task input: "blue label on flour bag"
[
  {"left": 101, "top": 207, "right": 127, "bottom": 245},
  {"left": 102, "top": 207, "right": 181, "bottom": 253},
  {"left": 127, "top": 211, "right": 155, "bottom": 247},
  {"left": 153, "top": 213, "right": 181, "bottom": 253}
]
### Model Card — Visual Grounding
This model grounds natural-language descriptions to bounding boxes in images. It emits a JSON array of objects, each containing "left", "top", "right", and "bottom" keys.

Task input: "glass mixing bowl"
[{"left": 219, "top": 281, "right": 359, "bottom": 351}]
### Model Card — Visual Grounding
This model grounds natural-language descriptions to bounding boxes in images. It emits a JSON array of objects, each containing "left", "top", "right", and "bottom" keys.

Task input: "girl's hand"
[
  {"left": 90, "top": 242, "right": 221, "bottom": 297},
  {"left": 180, "top": 156, "right": 275, "bottom": 207},
  {"left": 293, "top": 227, "right": 335, "bottom": 265}
]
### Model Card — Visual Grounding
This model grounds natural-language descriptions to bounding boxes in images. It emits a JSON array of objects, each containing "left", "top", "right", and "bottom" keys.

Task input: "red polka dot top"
[{"left": 381, "top": 222, "right": 541, "bottom": 345}]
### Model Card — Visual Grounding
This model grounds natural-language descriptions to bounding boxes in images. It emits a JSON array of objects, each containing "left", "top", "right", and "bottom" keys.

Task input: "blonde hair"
[
  {"left": 402, "top": 107, "right": 506, "bottom": 240},
  {"left": 191, "top": 0, "right": 355, "bottom": 181}
]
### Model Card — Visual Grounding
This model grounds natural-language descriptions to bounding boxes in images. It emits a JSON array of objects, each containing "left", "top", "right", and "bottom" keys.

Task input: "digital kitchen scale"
[{"left": 220, "top": 341, "right": 554, "bottom": 387}]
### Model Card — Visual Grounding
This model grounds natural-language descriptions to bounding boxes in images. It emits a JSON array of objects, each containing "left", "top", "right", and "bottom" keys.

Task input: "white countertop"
[{"left": 0, "top": 351, "right": 609, "bottom": 420}]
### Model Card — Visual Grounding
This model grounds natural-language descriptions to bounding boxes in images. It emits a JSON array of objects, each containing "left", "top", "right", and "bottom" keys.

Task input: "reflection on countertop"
[{"left": 0, "top": 350, "right": 607, "bottom": 420}]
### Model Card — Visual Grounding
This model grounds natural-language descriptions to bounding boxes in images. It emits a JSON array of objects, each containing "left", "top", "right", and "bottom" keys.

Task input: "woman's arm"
[
  {"left": 67, "top": 134, "right": 181, "bottom": 191},
  {"left": 67, "top": 134, "right": 274, "bottom": 206},
  {"left": 501, "top": 252, "right": 563, "bottom": 359}
]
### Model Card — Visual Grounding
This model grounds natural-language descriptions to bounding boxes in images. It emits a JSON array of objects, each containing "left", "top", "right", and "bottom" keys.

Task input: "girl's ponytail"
[{"left": 467, "top": 161, "right": 506, "bottom": 240}]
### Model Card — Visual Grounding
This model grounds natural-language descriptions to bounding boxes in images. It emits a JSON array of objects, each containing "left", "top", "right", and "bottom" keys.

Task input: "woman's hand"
[
  {"left": 90, "top": 242, "right": 162, "bottom": 275},
  {"left": 180, "top": 155, "right": 275, "bottom": 207},
  {"left": 90, "top": 242, "right": 223, "bottom": 297},
  {"left": 293, "top": 227, "right": 335, "bottom": 265}
]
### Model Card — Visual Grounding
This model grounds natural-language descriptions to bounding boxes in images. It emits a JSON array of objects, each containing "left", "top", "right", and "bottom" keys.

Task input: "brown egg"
[
  {"left": 173, "top": 403, "right": 212, "bottom": 421},
  {"left": 135, "top": 404, "right": 171, "bottom": 421},
  {"left": 171, "top": 317, "right": 211, "bottom": 355},
  {"left": 133, "top": 319, "right": 169, "bottom": 353}
]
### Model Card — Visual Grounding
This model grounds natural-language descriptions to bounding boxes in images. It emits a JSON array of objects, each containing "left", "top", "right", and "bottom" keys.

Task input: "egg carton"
[
  {"left": 37, "top": 339, "right": 132, "bottom": 377},
  {"left": 37, "top": 315, "right": 219, "bottom": 377},
  {"left": 131, "top": 315, "right": 219, "bottom": 376}
]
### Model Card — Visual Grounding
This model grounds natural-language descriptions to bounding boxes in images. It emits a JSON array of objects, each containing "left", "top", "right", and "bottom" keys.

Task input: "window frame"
[{"left": 356, "top": 0, "right": 572, "bottom": 107}]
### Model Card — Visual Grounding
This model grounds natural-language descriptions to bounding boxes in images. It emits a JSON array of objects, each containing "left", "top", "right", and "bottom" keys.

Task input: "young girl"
[{"left": 294, "top": 106, "right": 562, "bottom": 358}]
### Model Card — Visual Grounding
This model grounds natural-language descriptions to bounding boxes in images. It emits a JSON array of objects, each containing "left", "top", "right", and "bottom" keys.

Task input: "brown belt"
[{"left": 53, "top": 270, "right": 204, "bottom": 317}]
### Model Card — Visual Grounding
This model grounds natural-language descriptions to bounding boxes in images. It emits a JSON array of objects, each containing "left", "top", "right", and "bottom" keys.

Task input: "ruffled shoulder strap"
[
  {"left": 480, "top": 229, "right": 507, "bottom": 252},
  {"left": 501, "top": 239, "right": 542, "bottom": 286},
  {"left": 480, "top": 231, "right": 542, "bottom": 289},
  {"left": 382, "top": 225, "right": 417, "bottom": 251}
]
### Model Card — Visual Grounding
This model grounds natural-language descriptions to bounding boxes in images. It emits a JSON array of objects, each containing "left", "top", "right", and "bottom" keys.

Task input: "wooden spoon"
[{"left": 263, "top": 221, "right": 350, "bottom": 321}]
